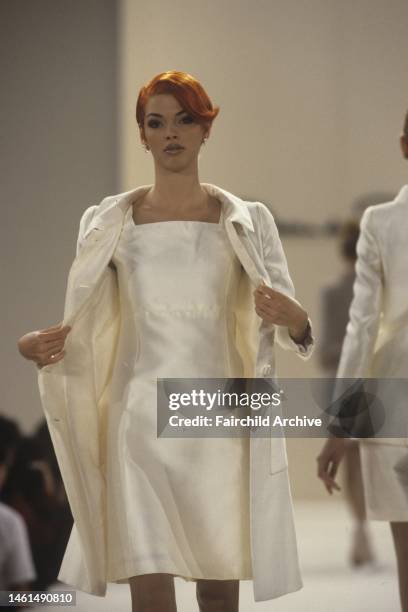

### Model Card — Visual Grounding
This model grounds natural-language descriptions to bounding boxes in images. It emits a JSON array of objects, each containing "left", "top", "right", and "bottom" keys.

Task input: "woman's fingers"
[
  {"left": 254, "top": 282, "right": 277, "bottom": 298},
  {"left": 38, "top": 320, "right": 65, "bottom": 332},
  {"left": 253, "top": 284, "right": 295, "bottom": 326},
  {"left": 324, "top": 465, "right": 341, "bottom": 494},
  {"left": 38, "top": 343, "right": 65, "bottom": 362},
  {"left": 254, "top": 299, "right": 283, "bottom": 325},
  {"left": 18, "top": 324, "right": 71, "bottom": 364},
  {"left": 38, "top": 325, "right": 71, "bottom": 341},
  {"left": 38, "top": 349, "right": 66, "bottom": 367},
  {"left": 317, "top": 453, "right": 342, "bottom": 494},
  {"left": 35, "top": 327, "right": 71, "bottom": 360},
  {"left": 39, "top": 339, "right": 65, "bottom": 353},
  {"left": 47, "top": 350, "right": 66, "bottom": 364},
  {"left": 326, "top": 477, "right": 341, "bottom": 494},
  {"left": 329, "top": 460, "right": 339, "bottom": 479}
]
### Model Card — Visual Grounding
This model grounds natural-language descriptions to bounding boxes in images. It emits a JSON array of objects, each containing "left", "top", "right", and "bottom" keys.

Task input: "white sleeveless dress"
[{"left": 105, "top": 204, "right": 253, "bottom": 584}]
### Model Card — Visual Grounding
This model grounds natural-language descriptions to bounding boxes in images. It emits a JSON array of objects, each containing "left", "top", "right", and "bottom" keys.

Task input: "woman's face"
[{"left": 140, "top": 94, "right": 208, "bottom": 170}]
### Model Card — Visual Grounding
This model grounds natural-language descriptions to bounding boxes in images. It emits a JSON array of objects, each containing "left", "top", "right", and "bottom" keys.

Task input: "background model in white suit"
[
  {"left": 318, "top": 118, "right": 408, "bottom": 612},
  {"left": 335, "top": 184, "right": 408, "bottom": 522}
]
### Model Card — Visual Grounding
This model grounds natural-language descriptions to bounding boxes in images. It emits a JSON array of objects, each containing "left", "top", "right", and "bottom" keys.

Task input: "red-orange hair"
[{"left": 136, "top": 71, "right": 220, "bottom": 134}]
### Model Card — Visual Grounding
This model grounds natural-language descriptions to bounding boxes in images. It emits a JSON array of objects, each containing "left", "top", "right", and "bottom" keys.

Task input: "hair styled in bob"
[{"left": 136, "top": 71, "right": 220, "bottom": 135}]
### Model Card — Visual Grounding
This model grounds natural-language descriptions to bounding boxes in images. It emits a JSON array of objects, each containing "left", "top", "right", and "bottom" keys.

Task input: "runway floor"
[{"left": 33, "top": 499, "right": 400, "bottom": 611}]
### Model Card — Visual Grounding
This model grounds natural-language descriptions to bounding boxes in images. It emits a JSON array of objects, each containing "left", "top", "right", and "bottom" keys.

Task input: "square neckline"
[{"left": 128, "top": 198, "right": 224, "bottom": 229}]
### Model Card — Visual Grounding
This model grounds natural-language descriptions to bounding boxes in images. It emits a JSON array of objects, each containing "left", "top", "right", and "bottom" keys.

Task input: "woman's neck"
[{"left": 147, "top": 174, "right": 208, "bottom": 212}]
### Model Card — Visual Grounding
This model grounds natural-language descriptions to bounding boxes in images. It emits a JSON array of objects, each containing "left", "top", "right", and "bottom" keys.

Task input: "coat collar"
[
  {"left": 65, "top": 182, "right": 261, "bottom": 328},
  {"left": 395, "top": 184, "right": 408, "bottom": 205},
  {"left": 87, "top": 183, "right": 255, "bottom": 233}
]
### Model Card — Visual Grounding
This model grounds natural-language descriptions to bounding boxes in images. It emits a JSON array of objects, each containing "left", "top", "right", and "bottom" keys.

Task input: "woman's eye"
[{"left": 147, "top": 116, "right": 194, "bottom": 128}]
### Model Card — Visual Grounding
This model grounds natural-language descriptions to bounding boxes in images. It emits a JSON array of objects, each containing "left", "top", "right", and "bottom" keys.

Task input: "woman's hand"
[
  {"left": 253, "top": 280, "right": 309, "bottom": 342},
  {"left": 17, "top": 322, "right": 71, "bottom": 368},
  {"left": 317, "top": 437, "right": 347, "bottom": 494}
]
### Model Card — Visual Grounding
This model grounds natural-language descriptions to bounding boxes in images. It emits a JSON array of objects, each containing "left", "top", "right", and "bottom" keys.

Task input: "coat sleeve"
[
  {"left": 75, "top": 205, "right": 99, "bottom": 256},
  {"left": 257, "top": 202, "right": 314, "bottom": 359},
  {"left": 336, "top": 206, "right": 384, "bottom": 379},
  {"left": 35, "top": 204, "right": 99, "bottom": 372}
]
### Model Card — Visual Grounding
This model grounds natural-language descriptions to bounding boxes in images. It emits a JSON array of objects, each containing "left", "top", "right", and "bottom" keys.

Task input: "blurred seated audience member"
[
  {"left": 32, "top": 420, "right": 70, "bottom": 509},
  {"left": 31, "top": 419, "right": 73, "bottom": 580},
  {"left": 0, "top": 415, "right": 23, "bottom": 475},
  {"left": 0, "top": 442, "right": 37, "bottom": 592},
  {"left": 1, "top": 416, "right": 73, "bottom": 591}
]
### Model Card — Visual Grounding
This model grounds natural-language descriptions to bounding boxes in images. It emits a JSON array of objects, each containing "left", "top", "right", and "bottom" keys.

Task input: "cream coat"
[
  {"left": 336, "top": 185, "right": 408, "bottom": 447},
  {"left": 37, "top": 183, "right": 314, "bottom": 602}
]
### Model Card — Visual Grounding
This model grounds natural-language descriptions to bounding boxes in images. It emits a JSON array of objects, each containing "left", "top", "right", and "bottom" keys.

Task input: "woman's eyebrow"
[{"left": 147, "top": 110, "right": 186, "bottom": 118}]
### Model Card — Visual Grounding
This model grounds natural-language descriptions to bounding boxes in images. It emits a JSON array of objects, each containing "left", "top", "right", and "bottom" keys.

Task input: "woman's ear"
[
  {"left": 139, "top": 125, "right": 146, "bottom": 147},
  {"left": 202, "top": 123, "right": 211, "bottom": 141}
]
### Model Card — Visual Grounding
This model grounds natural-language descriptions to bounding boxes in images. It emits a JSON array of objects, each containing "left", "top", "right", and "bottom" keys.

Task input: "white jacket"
[
  {"left": 336, "top": 185, "right": 408, "bottom": 446},
  {"left": 37, "top": 183, "right": 314, "bottom": 602}
]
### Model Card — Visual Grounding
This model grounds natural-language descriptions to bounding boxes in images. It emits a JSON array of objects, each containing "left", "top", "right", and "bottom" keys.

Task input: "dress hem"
[{"left": 108, "top": 568, "right": 253, "bottom": 584}]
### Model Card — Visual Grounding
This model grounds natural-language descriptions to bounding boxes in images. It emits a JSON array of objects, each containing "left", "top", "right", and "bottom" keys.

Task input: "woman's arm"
[
  {"left": 75, "top": 205, "right": 98, "bottom": 255},
  {"left": 17, "top": 204, "right": 98, "bottom": 368},
  {"left": 336, "top": 207, "right": 383, "bottom": 379},
  {"left": 255, "top": 202, "right": 314, "bottom": 358},
  {"left": 317, "top": 208, "right": 384, "bottom": 494}
]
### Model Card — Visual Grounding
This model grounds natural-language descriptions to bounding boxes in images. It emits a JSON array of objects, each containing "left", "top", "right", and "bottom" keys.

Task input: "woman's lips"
[{"left": 164, "top": 147, "right": 185, "bottom": 154}]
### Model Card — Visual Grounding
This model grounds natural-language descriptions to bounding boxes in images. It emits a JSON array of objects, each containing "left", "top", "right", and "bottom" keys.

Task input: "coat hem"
[{"left": 253, "top": 580, "right": 303, "bottom": 602}]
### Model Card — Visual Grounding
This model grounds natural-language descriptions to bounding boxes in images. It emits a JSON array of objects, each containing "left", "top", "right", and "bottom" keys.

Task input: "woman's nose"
[{"left": 164, "top": 123, "right": 179, "bottom": 138}]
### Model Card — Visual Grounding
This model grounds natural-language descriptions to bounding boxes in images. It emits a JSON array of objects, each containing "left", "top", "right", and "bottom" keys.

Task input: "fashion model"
[
  {"left": 18, "top": 71, "right": 314, "bottom": 612},
  {"left": 318, "top": 108, "right": 408, "bottom": 612}
]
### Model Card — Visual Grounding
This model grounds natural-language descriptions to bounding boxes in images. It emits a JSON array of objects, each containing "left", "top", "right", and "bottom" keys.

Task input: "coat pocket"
[
  {"left": 37, "top": 361, "right": 66, "bottom": 423},
  {"left": 268, "top": 400, "right": 289, "bottom": 474}
]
